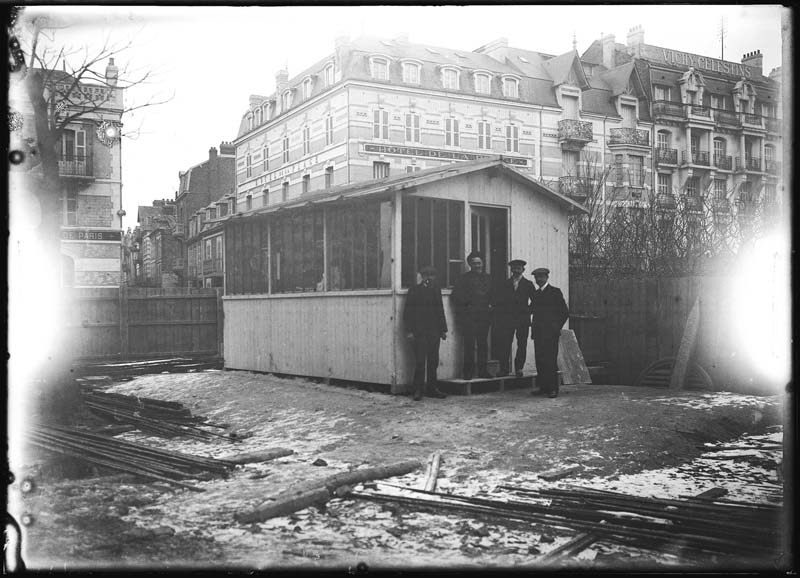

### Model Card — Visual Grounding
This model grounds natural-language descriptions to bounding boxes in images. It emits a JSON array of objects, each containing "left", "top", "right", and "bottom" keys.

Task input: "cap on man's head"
[
  {"left": 532, "top": 267, "right": 550, "bottom": 276},
  {"left": 466, "top": 251, "right": 484, "bottom": 263},
  {"left": 508, "top": 259, "right": 526, "bottom": 268},
  {"left": 420, "top": 265, "right": 437, "bottom": 276}
]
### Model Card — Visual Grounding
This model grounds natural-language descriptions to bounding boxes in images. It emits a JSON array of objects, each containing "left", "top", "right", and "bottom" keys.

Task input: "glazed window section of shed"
[
  {"left": 401, "top": 197, "right": 464, "bottom": 289},
  {"left": 271, "top": 211, "right": 325, "bottom": 293},
  {"left": 225, "top": 219, "right": 269, "bottom": 295},
  {"left": 327, "top": 201, "right": 392, "bottom": 291}
]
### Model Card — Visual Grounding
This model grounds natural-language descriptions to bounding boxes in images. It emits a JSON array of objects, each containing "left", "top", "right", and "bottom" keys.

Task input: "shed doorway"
[{"left": 470, "top": 206, "right": 508, "bottom": 285}]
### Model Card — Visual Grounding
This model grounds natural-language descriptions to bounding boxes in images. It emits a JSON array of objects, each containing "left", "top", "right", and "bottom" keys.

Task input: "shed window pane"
[
  {"left": 327, "top": 201, "right": 391, "bottom": 291},
  {"left": 402, "top": 197, "right": 464, "bottom": 288},
  {"left": 270, "top": 210, "right": 324, "bottom": 293}
]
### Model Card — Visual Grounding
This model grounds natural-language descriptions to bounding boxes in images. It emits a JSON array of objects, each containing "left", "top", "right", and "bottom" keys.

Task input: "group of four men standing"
[{"left": 403, "top": 251, "right": 569, "bottom": 402}]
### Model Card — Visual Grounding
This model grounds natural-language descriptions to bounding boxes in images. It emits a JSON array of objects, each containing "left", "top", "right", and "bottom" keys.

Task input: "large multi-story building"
[
  {"left": 231, "top": 34, "right": 653, "bottom": 211},
  {"left": 231, "top": 30, "right": 780, "bottom": 223},
  {"left": 53, "top": 59, "right": 125, "bottom": 287},
  {"left": 175, "top": 143, "right": 236, "bottom": 287},
  {"left": 581, "top": 27, "right": 782, "bottom": 216}
]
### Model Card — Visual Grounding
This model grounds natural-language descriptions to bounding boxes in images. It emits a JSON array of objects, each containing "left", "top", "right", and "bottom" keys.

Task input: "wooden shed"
[{"left": 222, "top": 157, "right": 585, "bottom": 393}]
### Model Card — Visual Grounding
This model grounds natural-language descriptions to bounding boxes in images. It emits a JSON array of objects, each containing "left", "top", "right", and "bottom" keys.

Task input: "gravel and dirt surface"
[{"left": 9, "top": 369, "right": 788, "bottom": 571}]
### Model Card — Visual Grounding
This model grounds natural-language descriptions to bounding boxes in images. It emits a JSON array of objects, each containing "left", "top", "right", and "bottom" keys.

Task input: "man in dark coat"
[
  {"left": 404, "top": 265, "right": 448, "bottom": 401},
  {"left": 452, "top": 251, "right": 493, "bottom": 380},
  {"left": 530, "top": 267, "right": 569, "bottom": 398},
  {"left": 493, "top": 259, "right": 535, "bottom": 377}
]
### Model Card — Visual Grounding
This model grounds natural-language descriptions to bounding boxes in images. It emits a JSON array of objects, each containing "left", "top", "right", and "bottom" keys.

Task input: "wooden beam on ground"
[
  {"left": 234, "top": 459, "right": 422, "bottom": 524},
  {"left": 423, "top": 452, "right": 442, "bottom": 492},
  {"left": 220, "top": 448, "right": 294, "bottom": 465},
  {"left": 557, "top": 329, "right": 592, "bottom": 385}
]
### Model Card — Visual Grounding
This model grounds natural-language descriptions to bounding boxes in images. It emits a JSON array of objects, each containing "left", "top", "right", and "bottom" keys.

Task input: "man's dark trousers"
[
  {"left": 498, "top": 323, "right": 530, "bottom": 374},
  {"left": 462, "top": 314, "right": 490, "bottom": 378},
  {"left": 413, "top": 332, "right": 441, "bottom": 389},
  {"left": 533, "top": 329, "right": 559, "bottom": 394}
]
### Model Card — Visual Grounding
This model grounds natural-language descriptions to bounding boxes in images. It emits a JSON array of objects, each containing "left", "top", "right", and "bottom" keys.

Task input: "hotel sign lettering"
[
  {"left": 363, "top": 143, "right": 528, "bottom": 166},
  {"left": 61, "top": 229, "right": 121, "bottom": 241},
  {"left": 659, "top": 49, "right": 752, "bottom": 78}
]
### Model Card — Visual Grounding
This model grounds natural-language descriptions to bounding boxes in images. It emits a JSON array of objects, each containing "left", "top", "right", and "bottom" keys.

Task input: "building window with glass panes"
[
  {"left": 370, "top": 57, "right": 389, "bottom": 80},
  {"left": 445, "top": 117, "right": 459, "bottom": 146},
  {"left": 373, "top": 109, "right": 389, "bottom": 140},
  {"left": 658, "top": 173, "right": 671, "bottom": 196},
  {"left": 405, "top": 112, "right": 420, "bottom": 142},
  {"left": 713, "top": 179, "right": 727, "bottom": 200},
  {"left": 505, "top": 124, "right": 519, "bottom": 153},
  {"left": 303, "top": 126, "right": 310, "bottom": 155},
  {"left": 442, "top": 68, "right": 459, "bottom": 90},
  {"left": 477, "top": 121, "right": 491, "bottom": 149},
  {"left": 474, "top": 73, "right": 491, "bottom": 95},
  {"left": 373, "top": 161, "right": 390, "bottom": 179},
  {"left": 326, "top": 116, "right": 334, "bottom": 146},
  {"left": 325, "top": 166, "right": 333, "bottom": 188},
  {"left": 282, "top": 136, "right": 289, "bottom": 163},
  {"left": 402, "top": 62, "right": 420, "bottom": 84},
  {"left": 302, "top": 174, "right": 310, "bottom": 194}
]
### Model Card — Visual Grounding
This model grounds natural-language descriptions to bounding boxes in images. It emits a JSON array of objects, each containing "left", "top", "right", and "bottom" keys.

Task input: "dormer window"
[
  {"left": 255, "top": 108, "right": 262, "bottom": 125},
  {"left": 402, "top": 61, "right": 421, "bottom": 84},
  {"left": 441, "top": 67, "right": 459, "bottom": 90},
  {"left": 247, "top": 114, "right": 254, "bottom": 131},
  {"left": 474, "top": 72, "right": 491, "bottom": 95},
  {"left": 502, "top": 76, "right": 520, "bottom": 98},
  {"left": 281, "top": 90, "right": 292, "bottom": 111},
  {"left": 263, "top": 103, "right": 271, "bottom": 122},
  {"left": 369, "top": 56, "right": 390, "bottom": 80},
  {"left": 323, "top": 63, "right": 334, "bottom": 87},
  {"left": 302, "top": 77, "right": 313, "bottom": 100}
]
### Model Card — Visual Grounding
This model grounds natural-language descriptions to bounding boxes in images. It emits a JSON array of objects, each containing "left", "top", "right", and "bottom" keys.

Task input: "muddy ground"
[{"left": 8, "top": 369, "right": 788, "bottom": 571}]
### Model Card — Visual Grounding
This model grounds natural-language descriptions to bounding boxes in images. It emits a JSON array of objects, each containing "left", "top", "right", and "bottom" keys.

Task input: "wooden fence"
[
  {"left": 64, "top": 287, "right": 223, "bottom": 360},
  {"left": 569, "top": 275, "right": 772, "bottom": 393}
]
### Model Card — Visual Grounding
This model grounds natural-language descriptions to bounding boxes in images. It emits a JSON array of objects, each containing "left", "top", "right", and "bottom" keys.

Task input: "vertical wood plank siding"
[
  {"left": 64, "top": 287, "right": 221, "bottom": 360},
  {"left": 569, "top": 275, "right": 766, "bottom": 393},
  {"left": 223, "top": 169, "right": 572, "bottom": 391}
]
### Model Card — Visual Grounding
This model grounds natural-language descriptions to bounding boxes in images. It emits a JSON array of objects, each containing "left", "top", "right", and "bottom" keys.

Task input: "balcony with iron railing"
[
  {"left": 652, "top": 100, "right": 686, "bottom": 121},
  {"left": 712, "top": 154, "right": 733, "bottom": 171},
  {"left": 58, "top": 153, "right": 93, "bottom": 177},
  {"left": 741, "top": 113, "right": 764, "bottom": 129},
  {"left": 655, "top": 147, "right": 678, "bottom": 165},
  {"left": 736, "top": 155, "right": 762, "bottom": 172},
  {"left": 608, "top": 128, "right": 649, "bottom": 147},
  {"left": 715, "top": 109, "right": 741, "bottom": 127},
  {"left": 557, "top": 119, "right": 593, "bottom": 148},
  {"left": 687, "top": 104, "right": 712, "bottom": 120},
  {"left": 683, "top": 194, "right": 704, "bottom": 212},
  {"left": 172, "top": 223, "right": 185, "bottom": 237},
  {"left": 682, "top": 150, "right": 710, "bottom": 166},
  {"left": 558, "top": 176, "right": 594, "bottom": 202}
]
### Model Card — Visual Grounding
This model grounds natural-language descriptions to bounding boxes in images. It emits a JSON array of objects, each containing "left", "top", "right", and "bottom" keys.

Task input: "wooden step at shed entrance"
[{"left": 438, "top": 372, "right": 536, "bottom": 396}]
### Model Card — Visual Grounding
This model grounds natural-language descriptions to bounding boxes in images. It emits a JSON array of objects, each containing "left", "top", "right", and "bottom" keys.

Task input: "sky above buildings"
[{"left": 18, "top": 4, "right": 786, "bottom": 230}]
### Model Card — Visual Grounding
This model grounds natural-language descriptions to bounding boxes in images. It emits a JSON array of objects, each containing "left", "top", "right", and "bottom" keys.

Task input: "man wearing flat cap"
[
  {"left": 493, "top": 259, "right": 535, "bottom": 377},
  {"left": 452, "top": 251, "right": 493, "bottom": 380},
  {"left": 530, "top": 267, "right": 569, "bottom": 398},
  {"left": 404, "top": 265, "right": 448, "bottom": 401}
]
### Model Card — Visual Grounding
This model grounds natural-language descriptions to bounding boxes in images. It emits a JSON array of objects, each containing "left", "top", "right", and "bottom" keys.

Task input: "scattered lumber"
[
  {"left": 536, "top": 530, "right": 600, "bottom": 563},
  {"left": 423, "top": 452, "right": 442, "bottom": 492},
  {"left": 220, "top": 448, "right": 294, "bottom": 465},
  {"left": 73, "top": 357, "right": 223, "bottom": 378},
  {"left": 537, "top": 464, "right": 582, "bottom": 481},
  {"left": 234, "top": 459, "right": 422, "bottom": 524},
  {"left": 691, "top": 488, "right": 729, "bottom": 501},
  {"left": 349, "top": 483, "right": 781, "bottom": 558},
  {"left": 27, "top": 425, "right": 236, "bottom": 491},
  {"left": 81, "top": 390, "right": 229, "bottom": 441}
]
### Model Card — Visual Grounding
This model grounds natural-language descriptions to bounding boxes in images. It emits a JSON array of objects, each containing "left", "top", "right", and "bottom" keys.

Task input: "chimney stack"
[
  {"left": 601, "top": 33, "right": 616, "bottom": 69},
  {"left": 276, "top": 69, "right": 289, "bottom": 94},
  {"left": 219, "top": 141, "right": 235, "bottom": 155},
  {"left": 105, "top": 57, "right": 119, "bottom": 86},
  {"left": 626, "top": 25, "right": 645, "bottom": 57},
  {"left": 473, "top": 37, "right": 509, "bottom": 63},
  {"left": 209, "top": 146, "right": 218, "bottom": 161},
  {"left": 741, "top": 50, "right": 763, "bottom": 75}
]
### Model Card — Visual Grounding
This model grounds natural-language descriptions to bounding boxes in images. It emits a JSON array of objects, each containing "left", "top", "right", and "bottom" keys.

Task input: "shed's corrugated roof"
[{"left": 222, "top": 158, "right": 586, "bottom": 223}]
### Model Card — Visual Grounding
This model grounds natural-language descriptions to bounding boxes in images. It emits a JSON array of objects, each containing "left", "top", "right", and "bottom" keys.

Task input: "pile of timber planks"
[
  {"left": 349, "top": 483, "right": 781, "bottom": 559},
  {"left": 81, "top": 390, "right": 229, "bottom": 440},
  {"left": 74, "top": 357, "right": 222, "bottom": 378},
  {"left": 27, "top": 425, "right": 237, "bottom": 492}
]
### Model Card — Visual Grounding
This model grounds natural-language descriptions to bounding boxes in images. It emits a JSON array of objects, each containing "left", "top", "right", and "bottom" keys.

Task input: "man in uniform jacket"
[
  {"left": 452, "top": 251, "right": 493, "bottom": 380},
  {"left": 404, "top": 266, "right": 448, "bottom": 401},
  {"left": 530, "top": 267, "right": 569, "bottom": 398},
  {"left": 493, "top": 259, "right": 535, "bottom": 377}
]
